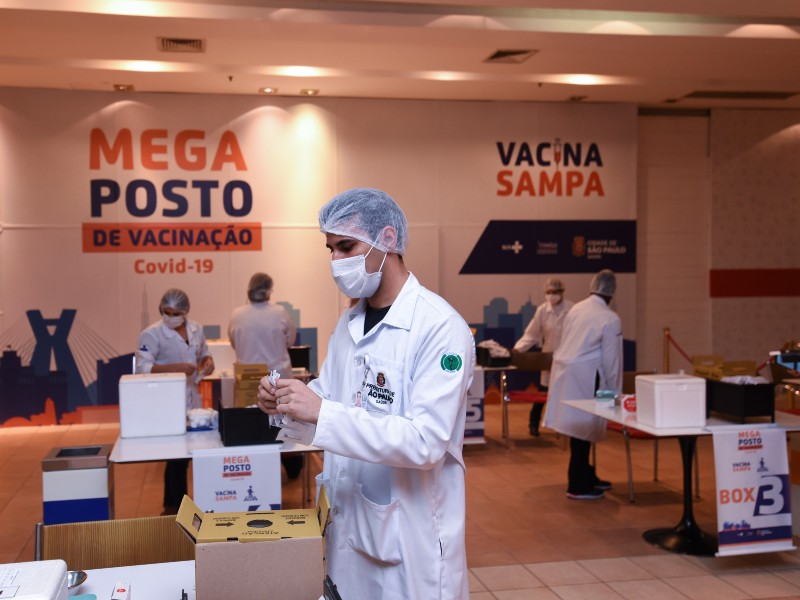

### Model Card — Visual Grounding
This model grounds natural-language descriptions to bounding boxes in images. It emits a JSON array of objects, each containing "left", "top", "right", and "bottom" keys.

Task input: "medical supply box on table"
[
  {"left": 119, "top": 373, "right": 187, "bottom": 438},
  {"left": 176, "top": 491, "right": 329, "bottom": 600},
  {"left": 705, "top": 379, "right": 775, "bottom": 423},
  {"left": 0, "top": 559, "right": 68, "bottom": 600},
  {"left": 218, "top": 406, "right": 281, "bottom": 446},
  {"left": 635, "top": 374, "right": 706, "bottom": 428},
  {"left": 234, "top": 363, "right": 268, "bottom": 408}
]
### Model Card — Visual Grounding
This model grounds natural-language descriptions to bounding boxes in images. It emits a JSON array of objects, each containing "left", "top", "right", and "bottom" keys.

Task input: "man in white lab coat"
[
  {"left": 512, "top": 277, "right": 574, "bottom": 436},
  {"left": 257, "top": 188, "right": 475, "bottom": 600},
  {"left": 543, "top": 269, "right": 623, "bottom": 500}
]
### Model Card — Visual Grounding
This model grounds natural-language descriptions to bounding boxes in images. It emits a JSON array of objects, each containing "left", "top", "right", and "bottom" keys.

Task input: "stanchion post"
[{"left": 663, "top": 327, "right": 671, "bottom": 374}]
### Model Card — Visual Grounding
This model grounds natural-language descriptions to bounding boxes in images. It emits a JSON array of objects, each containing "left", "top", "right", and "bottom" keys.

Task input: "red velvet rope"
[{"left": 666, "top": 332, "right": 693, "bottom": 364}]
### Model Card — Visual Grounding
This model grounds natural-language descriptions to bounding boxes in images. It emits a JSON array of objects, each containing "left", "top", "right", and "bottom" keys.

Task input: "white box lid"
[
  {"left": 636, "top": 374, "right": 705, "bottom": 384},
  {"left": 120, "top": 373, "right": 187, "bottom": 384}
]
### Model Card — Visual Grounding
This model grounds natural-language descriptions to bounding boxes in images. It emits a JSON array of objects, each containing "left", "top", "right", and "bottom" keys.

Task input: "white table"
[
  {"left": 564, "top": 400, "right": 800, "bottom": 556},
  {"left": 109, "top": 431, "right": 320, "bottom": 506},
  {"left": 79, "top": 560, "right": 195, "bottom": 599}
]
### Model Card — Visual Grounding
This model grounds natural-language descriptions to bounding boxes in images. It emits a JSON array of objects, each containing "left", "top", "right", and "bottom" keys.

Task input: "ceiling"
[{"left": 1, "top": 0, "right": 800, "bottom": 110}]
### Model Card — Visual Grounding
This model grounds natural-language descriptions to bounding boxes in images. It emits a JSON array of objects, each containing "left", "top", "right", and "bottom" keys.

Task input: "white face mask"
[
  {"left": 545, "top": 292, "right": 562, "bottom": 306},
  {"left": 330, "top": 245, "right": 387, "bottom": 299},
  {"left": 162, "top": 314, "right": 185, "bottom": 329}
]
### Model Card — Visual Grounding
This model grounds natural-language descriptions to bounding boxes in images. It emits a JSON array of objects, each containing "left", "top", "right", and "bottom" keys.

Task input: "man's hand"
[{"left": 258, "top": 377, "right": 322, "bottom": 424}]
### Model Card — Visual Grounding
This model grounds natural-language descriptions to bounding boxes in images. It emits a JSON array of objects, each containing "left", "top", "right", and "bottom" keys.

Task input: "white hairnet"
[
  {"left": 544, "top": 277, "right": 565, "bottom": 292},
  {"left": 318, "top": 188, "right": 408, "bottom": 255},
  {"left": 248, "top": 272, "right": 272, "bottom": 303},
  {"left": 590, "top": 269, "right": 617, "bottom": 297},
  {"left": 160, "top": 288, "right": 190, "bottom": 313}
]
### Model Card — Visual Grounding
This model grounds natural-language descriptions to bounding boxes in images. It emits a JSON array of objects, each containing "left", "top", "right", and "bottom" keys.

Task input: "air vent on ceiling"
[
  {"left": 484, "top": 49, "right": 537, "bottom": 64},
  {"left": 158, "top": 37, "right": 206, "bottom": 53},
  {"left": 683, "top": 90, "right": 797, "bottom": 100}
]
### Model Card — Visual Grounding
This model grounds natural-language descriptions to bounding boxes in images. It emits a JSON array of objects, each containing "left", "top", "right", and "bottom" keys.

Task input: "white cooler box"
[
  {"left": 119, "top": 373, "right": 188, "bottom": 438},
  {"left": 635, "top": 374, "right": 706, "bottom": 428},
  {"left": 0, "top": 559, "right": 67, "bottom": 600}
]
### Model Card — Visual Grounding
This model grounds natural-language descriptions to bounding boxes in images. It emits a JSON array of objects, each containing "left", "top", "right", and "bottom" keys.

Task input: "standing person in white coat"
[
  {"left": 136, "top": 288, "right": 215, "bottom": 513},
  {"left": 228, "top": 272, "right": 303, "bottom": 479},
  {"left": 512, "top": 277, "right": 573, "bottom": 436},
  {"left": 257, "top": 188, "right": 475, "bottom": 600},
  {"left": 228, "top": 272, "right": 297, "bottom": 380},
  {"left": 543, "top": 270, "right": 623, "bottom": 500}
]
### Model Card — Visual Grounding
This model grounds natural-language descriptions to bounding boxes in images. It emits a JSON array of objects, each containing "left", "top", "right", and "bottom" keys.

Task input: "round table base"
[{"left": 643, "top": 523, "right": 717, "bottom": 556}]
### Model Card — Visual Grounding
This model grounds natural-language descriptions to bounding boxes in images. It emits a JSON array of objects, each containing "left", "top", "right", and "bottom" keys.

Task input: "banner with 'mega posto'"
[{"left": 712, "top": 426, "right": 796, "bottom": 556}]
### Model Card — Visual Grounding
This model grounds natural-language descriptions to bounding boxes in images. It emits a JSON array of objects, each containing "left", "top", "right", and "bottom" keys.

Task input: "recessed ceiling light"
[
  {"left": 260, "top": 87, "right": 278, "bottom": 95},
  {"left": 113, "top": 84, "right": 134, "bottom": 92},
  {"left": 299, "top": 89, "right": 319, "bottom": 96}
]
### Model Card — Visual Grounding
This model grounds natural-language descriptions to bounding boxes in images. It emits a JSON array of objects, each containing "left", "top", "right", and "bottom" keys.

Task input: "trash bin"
[{"left": 41, "top": 444, "right": 114, "bottom": 524}]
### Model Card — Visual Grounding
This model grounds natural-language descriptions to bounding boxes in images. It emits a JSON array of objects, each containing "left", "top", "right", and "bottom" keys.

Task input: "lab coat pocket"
[
  {"left": 363, "top": 358, "right": 404, "bottom": 417},
  {"left": 347, "top": 484, "right": 402, "bottom": 565}
]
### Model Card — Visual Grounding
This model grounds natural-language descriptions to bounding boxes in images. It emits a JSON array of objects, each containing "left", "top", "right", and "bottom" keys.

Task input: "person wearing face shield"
[
  {"left": 512, "top": 277, "right": 574, "bottom": 436},
  {"left": 257, "top": 188, "right": 475, "bottom": 600},
  {"left": 543, "top": 269, "right": 623, "bottom": 500},
  {"left": 135, "top": 288, "right": 214, "bottom": 514}
]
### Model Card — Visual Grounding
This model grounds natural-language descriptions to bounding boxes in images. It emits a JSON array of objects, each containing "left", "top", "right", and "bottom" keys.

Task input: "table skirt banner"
[
  {"left": 711, "top": 425, "right": 796, "bottom": 556},
  {"left": 191, "top": 444, "right": 281, "bottom": 512}
]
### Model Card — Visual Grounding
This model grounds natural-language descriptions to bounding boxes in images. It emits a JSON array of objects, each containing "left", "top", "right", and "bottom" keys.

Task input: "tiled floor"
[{"left": 2, "top": 403, "right": 800, "bottom": 599}]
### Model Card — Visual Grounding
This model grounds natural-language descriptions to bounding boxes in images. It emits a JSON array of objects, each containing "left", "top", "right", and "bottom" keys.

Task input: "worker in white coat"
[
  {"left": 228, "top": 272, "right": 297, "bottom": 380},
  {"left": 543, "top": 269, "right": 623, "bottom": 500},
  {"left": 257, "top": 188, "right": 475, "bottom": 600},
  {"left": 136, "top": 288, "right": 214, "bottom": 513},
  {"left": 512, "top": 277, "right": 574, "bottom": 436}
]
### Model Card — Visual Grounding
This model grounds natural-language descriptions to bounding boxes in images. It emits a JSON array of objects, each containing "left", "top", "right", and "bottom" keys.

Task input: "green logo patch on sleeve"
[{"left": 440, "top": 353, "right": 463, "bottom": 373}]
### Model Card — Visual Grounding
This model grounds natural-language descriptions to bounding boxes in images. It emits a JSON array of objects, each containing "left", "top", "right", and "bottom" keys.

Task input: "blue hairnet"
[
  {"left": 160, "top": 288, "right": 190, "bottom": 313},
  {"left": 590, "top": 270, "right": 617, "bottom": 297},
  {"left": 318, "top": 188, "right": 408, "bottom": 255}
]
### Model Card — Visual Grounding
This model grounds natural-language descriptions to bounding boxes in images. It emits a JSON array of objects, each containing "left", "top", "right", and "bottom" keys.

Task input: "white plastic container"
[
  {"left": 0, "top": 559, "right": 67, "bottom": 600},
  {"left": 635, "top": 374, "right": 706, "bottom": 428},
  {"left": 119, "top": 373, "right": 187, "bottom": 438}
]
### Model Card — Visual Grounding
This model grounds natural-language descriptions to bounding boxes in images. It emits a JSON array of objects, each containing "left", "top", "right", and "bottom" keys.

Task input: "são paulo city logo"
[
  {"left": 495, "top": 137, "right": 605, "bottom": 198},
  {"left": 366, "top": 372, "right": 395, "bottom": 405}
]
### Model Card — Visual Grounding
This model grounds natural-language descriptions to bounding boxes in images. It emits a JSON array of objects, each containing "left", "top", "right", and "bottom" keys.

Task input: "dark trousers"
[
  {"left": 163, "top": 458, "right": 190, "bottom": 508},
  {"left": 528, "top": 384, "right": 548, "bottom": 429},
  {"left": 568, "top": 437, "right": 597, "bottom": 494}
]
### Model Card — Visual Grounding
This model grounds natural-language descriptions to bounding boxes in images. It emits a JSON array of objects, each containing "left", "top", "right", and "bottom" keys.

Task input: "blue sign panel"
[{"left": 460, "top": 220, "right": 636, "bottom": 274}]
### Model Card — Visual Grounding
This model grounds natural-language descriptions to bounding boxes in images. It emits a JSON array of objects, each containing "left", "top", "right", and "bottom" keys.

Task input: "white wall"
[
  {"left": 710, "top": 109, "right": 800, "bottom": 363},
  {"left": 636, "top": 114, "right": 712, "bottom": 372}
]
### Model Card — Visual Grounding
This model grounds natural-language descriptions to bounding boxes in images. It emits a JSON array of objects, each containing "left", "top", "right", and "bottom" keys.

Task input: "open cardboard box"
[{"left": 176, "top": 489, "right": 330, "bottom": 600}]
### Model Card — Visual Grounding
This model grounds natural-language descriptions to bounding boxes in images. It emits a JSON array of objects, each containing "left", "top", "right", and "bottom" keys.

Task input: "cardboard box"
[
  {"left": 234, "top": 363, "right": 268, "bottom": 408},
  {"left": 691, "top": 355, "right": 757, "bottom": 381},
  {"left": 176, "top": 491, "right": 329, "bottom": 600},
  {"left": 235, "top": 363, "right": 269, "bottom": 380},
  {"left": 636, "top": 374, "right": 706, "bottom": 428},
  {"left": 119, "top": 373, "right": 187, "bottom": 438}
]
